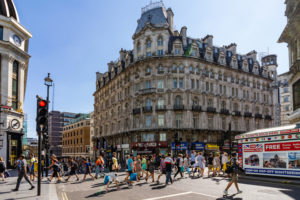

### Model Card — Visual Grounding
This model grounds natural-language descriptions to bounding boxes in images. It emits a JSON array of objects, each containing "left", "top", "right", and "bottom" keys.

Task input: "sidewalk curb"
[{"left": 239, "top": 175, "right": 300, "bottom": 186}]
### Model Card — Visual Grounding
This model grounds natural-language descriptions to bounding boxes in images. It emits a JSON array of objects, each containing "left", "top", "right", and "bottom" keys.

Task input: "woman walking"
[
  {"left": 0, "top": 157, "right": 6, "bottom": 181},
  {"left": 135, "top": 155, "right": 142, "bottom": 180},
  {"left": 141, "top": 155, "right": 147, "bottom": 177},
  {"left": 112, "top": 152, "right": 119, "bottom": 173},
  {"left": 145, "top": 156, "right": 155, "bottom": 182},
  {"left": 156, "top": 155, "right": 166, "bottom": 184},
  {"left": 82, "top": 158, "right": 95, "bottom": 181},
  {"left": 48, "top": 154, "right": 62, "bottom": 183},
  {"left": 95, "top": 156, "right": 104, "bottom": 179},
  {"left": 213, "top": 153, "right": 221, "bottom": 176}
]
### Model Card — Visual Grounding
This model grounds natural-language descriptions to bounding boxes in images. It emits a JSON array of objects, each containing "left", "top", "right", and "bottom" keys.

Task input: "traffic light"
[
  {"left": 36, "top": 97, "right": 48, "bottom": 133},
  {"left": 43, "top": 133, "right": 49, "bottom": 147}
]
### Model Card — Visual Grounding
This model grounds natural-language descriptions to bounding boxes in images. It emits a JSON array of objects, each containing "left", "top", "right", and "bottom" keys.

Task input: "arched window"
[
  {"left": 175, "top": 95, "right": 182, "bottom": 105},
  {"left": 146, "top": 39, "right": 152, "bottom": 48},
  {"left": 221, "top": 101, "right": 226, "bottom": 109},
  {"left": 158, "top": 97, "right": 164, "bottom": 106},
  {"left": 172, "top": 64, "right": 177, "bottom": 73},
  {"left": 193, "top": 97, "right": 199, "bottom": 105},
  {"left": 255, "top": 106, "right": 260, "bottom": 114},
  {"left": 179, "top": 64, "right": 184, "bottom": 73},
  {"left": 146, "top": 98, "right": 151, "bottom": 107},
  {"left": 157, "top": 65, "right": 164, "bottom": 73},
  {"left": 233, "top": 103, "right": 239, "bottom": 111},
  {"left": 157, "top": 37, "right": 163, "bottom": 46},
  {"left": 245, "top": 105, "right": 249, "bottom": 112},
  {"left": 145, "top": 66, "right": 151, "bottom": 75},
  {"left": 189, "top": 66, "right": 194, "bottom": 73},
  {"left": 195, "top": 66, "right": 200, "bottom": 74}
]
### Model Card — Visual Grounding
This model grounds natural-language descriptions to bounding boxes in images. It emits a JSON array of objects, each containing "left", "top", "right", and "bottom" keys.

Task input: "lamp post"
[{"left": 44, "top": 73, "right": 53, "bottom": 177}]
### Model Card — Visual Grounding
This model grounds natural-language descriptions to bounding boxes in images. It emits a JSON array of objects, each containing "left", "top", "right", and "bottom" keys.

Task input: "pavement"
[
  {"left": 2, "top": 169, "right": 300, "bottom": 200},
  {"left": 0, "top": 170, "right": 59, "bottom": 200},
  {"left": 55, "top": 169, "right": 300, "bottom": 200}
]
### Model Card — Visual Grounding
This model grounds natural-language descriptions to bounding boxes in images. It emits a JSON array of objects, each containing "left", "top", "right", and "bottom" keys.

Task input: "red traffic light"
[{"left": 39, "top": 100, "right": 46, "bottom": 107}]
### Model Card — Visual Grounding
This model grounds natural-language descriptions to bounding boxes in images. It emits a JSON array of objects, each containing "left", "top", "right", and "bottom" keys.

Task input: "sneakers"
[
  {"left": 223, "top": 190, "right": 228, "bottom": 196},
  {"left": 237, "top": 190, "right": 243, "bottom": 194},
  {"left": 29, "top": 186, "right": 35, "bottom": 190}
]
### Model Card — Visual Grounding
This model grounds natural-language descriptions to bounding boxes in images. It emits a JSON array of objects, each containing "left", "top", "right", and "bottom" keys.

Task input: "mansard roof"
[{"left": 135, "top": 6, "right": 169, "bottom": 34}]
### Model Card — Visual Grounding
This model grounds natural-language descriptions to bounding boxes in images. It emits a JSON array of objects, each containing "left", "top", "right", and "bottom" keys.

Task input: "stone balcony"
[
  {"left": 139, "top": 88, "right": 156, "bottom": 95},
  {"left": 173, "top": 104, "right": 184, "bottom": 111},
  {"left": 192, "top": 105, "right": 202, "bottom": 112}
]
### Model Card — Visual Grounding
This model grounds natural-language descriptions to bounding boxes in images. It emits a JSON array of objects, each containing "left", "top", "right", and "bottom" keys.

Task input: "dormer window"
[
  {"left": 214, "top": 48, "right": 219, "bottom": 54},
  {"left": 174, "top": 45, "right": 181, "bottom": 55},
  {"left": 249, "top": 59, "right": 253, "bottom": 65},
  {"left": 198, "top": 43, "right": 203, "bottom": 49},
  {"left": 191, "top": 47, "right": 197, "bottom": 57},
  {"left": 146, "top": 39, "right": 152, "bottom": 48},
  {"left": 157, "top": 37, "right": 163, "bottom": 46},
  {"left": 227, "top": 51, "right": 232, "bottom": 57}
]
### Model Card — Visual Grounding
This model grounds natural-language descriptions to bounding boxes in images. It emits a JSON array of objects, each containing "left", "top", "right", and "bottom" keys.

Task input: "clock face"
[
  {"left": 11, "top": 119, "right": 20, "bottom": 130},
  {"left": 13, "top": 35, "right": 21, "bottom": 46}
]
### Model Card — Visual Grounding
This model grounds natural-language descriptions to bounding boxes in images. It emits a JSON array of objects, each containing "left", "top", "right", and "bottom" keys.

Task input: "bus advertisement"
[{"left": 235, "top": 124, "right": 300, "bottom": 178}]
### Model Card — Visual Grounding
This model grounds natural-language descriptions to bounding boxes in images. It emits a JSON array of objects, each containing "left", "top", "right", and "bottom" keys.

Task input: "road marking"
[
  {"left": 192, "top": 191, "right": 219, "bottom": 198},
  {"left": 62, "top": 192, "right": 68, "bottom": 200},
  {"left": 143, "top": 192, "right": 194, "bottom": 200}
]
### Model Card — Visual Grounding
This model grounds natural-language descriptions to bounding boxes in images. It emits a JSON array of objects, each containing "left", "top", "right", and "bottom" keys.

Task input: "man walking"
[
  {"left": 125, "top": 154, "right": 135, "bottom": 186},
  {"left": 65, "top": 157, "right": 79, "bottom": 182},
  {"left": 12, "top": 154, "right": 35, "bottom": 191},
  {"left": 29, "top": 153, "right": 36, "bottom": 182},
  {"left": 174, "top": 154, "right": 183, "bottom": 179},
  {"left": 164, "top": 153, "right": 173, "bottom": 185},
  {"left": 223, "top": 153, "right": 242, "bottom": 196}
]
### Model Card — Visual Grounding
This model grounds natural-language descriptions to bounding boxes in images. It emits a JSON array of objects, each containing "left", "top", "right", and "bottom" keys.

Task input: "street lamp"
[{"left": 44, "top": 73, "right": 53, "bottom": 177}]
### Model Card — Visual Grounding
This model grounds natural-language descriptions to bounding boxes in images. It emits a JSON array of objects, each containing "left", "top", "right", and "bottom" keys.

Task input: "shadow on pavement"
[
  {"left": 216, "top": 194, "right": 242, "bottom": 200},
  {"left": 85, "top": 187, "right": 130, "bottom": 198},
  {"left": 151, "top": 184, "right": 166, "bottom": 190},
  {"left": 238, "top": 178, "right": 300, "bottom": 200}
]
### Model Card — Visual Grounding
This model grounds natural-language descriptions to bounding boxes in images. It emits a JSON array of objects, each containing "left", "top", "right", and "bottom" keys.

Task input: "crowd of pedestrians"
[{"left": 5, "top": 150, "right": 243, "bottom": 196}]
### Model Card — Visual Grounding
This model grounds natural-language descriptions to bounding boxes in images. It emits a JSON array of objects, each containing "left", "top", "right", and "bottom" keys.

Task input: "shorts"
[
  {"left": 70, "top": 170, "right": 76, "bottom": 175},
  {"left": 207, "top": 164, "right": 213, "bottom": 170},
  {"left": 29, "top": 170, "right": 35, "bottom": 175},
  {"left": 231, "top": 173, "right": 238, "bottom": 182},
  {"left": 85, "top": 170, "right": 90, "bottom": 175}
]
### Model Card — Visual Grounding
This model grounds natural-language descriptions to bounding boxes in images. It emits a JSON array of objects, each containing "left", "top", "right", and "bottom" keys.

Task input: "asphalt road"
[{"left": 55, "top": 172, "right": 300, "bottom": 200}]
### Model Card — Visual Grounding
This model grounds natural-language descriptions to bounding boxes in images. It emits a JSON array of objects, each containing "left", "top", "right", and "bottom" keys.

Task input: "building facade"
[
  {"left": 48, "top": 111, "right": 78, "bottom": 156},
  {"left": 0, "top": 0, "right": 32, "bottom": 168},
  {"left": 278, "top": 72, "right": 292, "bottom": 125},
  {"left": 93, "top": 2, "right": 279, "bottom": 157},
  {"left": 62, "top": 114, "right": 91, "bottom": 158},
  {"left": 278, "top": 0, "right": 300, "bottom": 124}
]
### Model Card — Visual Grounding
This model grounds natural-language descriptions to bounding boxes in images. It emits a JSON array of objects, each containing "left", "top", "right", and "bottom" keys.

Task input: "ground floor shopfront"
[{"left": 93, "top": 129, "right": 241, "bottom": 160}]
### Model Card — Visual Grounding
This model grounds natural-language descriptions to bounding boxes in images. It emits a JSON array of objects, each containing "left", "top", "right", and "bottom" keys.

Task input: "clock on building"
[
  {"left": 13, "top": 34, "right": 21, "bottom": 46},
  {"left": 11, "top": 119, "right": 20, "bottom": 130}
]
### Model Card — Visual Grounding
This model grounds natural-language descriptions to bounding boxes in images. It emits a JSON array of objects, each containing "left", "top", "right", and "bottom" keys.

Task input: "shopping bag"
[
  {"left": 104, "top": 175, "right": 110, "bottom": 184},
  {"left": 130, "top": 173, "right": 137, "bottom": 181},
  {"left": 187, "top": 167, "right": 190, "bottom": 174}
]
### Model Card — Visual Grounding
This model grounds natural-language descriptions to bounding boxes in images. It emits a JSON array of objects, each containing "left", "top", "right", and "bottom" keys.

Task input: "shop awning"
[{"left": 206, "top": 144, "right": 219, "bottom": 150}]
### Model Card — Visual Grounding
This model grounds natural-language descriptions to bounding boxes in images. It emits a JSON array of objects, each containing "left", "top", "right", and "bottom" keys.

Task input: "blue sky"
[{"left": 14, "top": 0, "right": 288, "bottom": 138}]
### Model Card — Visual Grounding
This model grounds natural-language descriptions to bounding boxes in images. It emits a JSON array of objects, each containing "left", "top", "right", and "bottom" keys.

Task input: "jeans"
[
  {"left": 174, "top": 167, "right": 183, "bottom": 178},
  {"left": 15, "top": 171, "right": 33, "bottom": 190},
  {"left": 166, "top": 171, "right": 172, "bottom": 184},
  {"left": 95, "top": 166, "right": 104, "bottom": 178}
]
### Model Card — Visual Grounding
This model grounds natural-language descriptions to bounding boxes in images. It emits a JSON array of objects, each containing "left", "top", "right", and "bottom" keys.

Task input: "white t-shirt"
[{"left": 222, "top": 155, "right": 229, "bottom": 164}]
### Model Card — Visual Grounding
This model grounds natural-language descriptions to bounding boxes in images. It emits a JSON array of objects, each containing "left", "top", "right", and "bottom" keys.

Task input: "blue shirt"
[
  {"left": 128, "top": 158, "right": 134, "bottom": 171},
  {"left": 191, "top": 153, "right": 196, "bottom": 162}
]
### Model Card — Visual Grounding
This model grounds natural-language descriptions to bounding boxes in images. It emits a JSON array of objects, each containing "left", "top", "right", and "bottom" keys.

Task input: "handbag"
[{"left": 4, "top": 171, "right": 10, "bottom": 178}]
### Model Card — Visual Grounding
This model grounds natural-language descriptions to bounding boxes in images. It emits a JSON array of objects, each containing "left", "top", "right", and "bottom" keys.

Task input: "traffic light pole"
[
  {"left": 45, "top": 84, "right": 50, "bottom": 177},
  {"left": 37, "top": 127, "right": 42, "bottom": 196}
]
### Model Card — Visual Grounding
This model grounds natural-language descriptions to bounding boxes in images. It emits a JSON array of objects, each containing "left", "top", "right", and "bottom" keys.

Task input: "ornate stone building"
[
  {"left": 278, "top": 0, "right": 300, "bottom": 124},
  {"left": 93, "top": 2, "right": 279, "bottom": 156},
  {"left": 278, "top": 72, "right": 292, "bottom": 125},
  {"left": 0, "top": 0, "right": 32, "bottom": 167}
]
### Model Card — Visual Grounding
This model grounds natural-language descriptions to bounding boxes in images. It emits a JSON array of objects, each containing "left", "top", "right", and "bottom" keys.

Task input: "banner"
[{"left": 171, "top": 142, "right": 188, "bottom": 150}]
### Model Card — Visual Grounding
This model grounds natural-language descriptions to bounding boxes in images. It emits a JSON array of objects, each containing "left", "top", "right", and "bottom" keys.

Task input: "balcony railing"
[
  {"left": 255, "top": 113, "right": 263, "bottom": 119},
  {"left": 265, "top": 115, "right": 272, "bottom": 120},
  {"left": 192, "top": 105, "right": 202, "bottom": 112},
  {"left": 173, "top": 104, "right": 184, "bottom": 111},
  {"left": 244, "top": 112, "right": 252, "bottom": 118},
  {"left": 233, "top": 111, "right": 241, "bottom": 116},
  {"left": 207, "top": 107, "right": 216, "bottom": 113},
  {"left": 220, "top": 108, "right": 230, "bottom": 115},
  {"left": 139, "top": 88, "right": 156, "bottom": 95},
  {"left": 132, "top": 108, "right": 141, "bottom": 115},
  {"left": 157, "top": 70, "right": 164, "bottom": 74},
  {"left": 143, "top": 106, "right": 153, "bottom": 113},
  {"left": 156, "top": 105, "right": 167, "bottom": 111}
]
